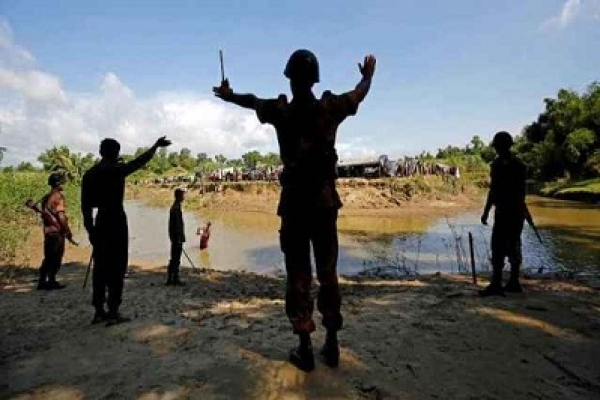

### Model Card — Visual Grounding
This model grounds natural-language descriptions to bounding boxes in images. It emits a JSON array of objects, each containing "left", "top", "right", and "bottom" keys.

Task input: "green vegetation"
[
  {"left": 0, "top": 172, "right": 80, "bottom": 263},
  {"left": 540, "top": 178, "right": 600, "bottom": 202},
  {"left": 514, "top": 82, "right": 600, "bottom": 181}
]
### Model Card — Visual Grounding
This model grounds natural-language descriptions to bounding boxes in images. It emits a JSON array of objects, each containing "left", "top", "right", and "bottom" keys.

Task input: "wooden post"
[{"left": 468, "top": 231, "right": 477, "bottom": 285}]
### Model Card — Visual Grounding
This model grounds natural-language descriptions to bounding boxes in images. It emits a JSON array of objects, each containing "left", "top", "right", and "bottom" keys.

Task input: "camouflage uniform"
[{"left": 256, "top": 91, "right": 360, "bottom": 334}]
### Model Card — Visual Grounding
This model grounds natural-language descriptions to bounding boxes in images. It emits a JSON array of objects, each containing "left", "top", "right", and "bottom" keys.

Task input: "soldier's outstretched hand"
[
  {"left": 213, "top": 79, "right": 233, "bottom": 101},
  {"left": 358, "top": 55, "right": 376, "bottom": 79},
  {"left": 155, "top": 136, "right": 172, "bottom": 148}
]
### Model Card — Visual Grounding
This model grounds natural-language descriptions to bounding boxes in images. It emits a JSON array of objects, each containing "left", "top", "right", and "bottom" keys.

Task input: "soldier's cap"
[{"left": 174, "top": 187, "right": 187, "bottom": 194}]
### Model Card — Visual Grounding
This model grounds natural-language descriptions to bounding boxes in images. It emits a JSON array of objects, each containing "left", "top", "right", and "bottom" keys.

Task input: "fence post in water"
[{"left": 468, "top": 231, "right": 477, "bottom": 285}]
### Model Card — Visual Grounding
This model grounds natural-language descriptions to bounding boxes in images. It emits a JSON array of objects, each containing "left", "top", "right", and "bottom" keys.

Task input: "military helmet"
[
  {"left": 491, "top": 131, "right": 514, "bottom": 149},
  {"left": 48, "top": 172, "right": 65, "bottom": 187},
  {"left": 284, "top": 49, "right": 320, "bottom": 83}
]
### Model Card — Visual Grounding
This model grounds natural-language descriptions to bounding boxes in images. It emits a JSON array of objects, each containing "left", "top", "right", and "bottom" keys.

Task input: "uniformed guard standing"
[
  {"left": 36, "top": 172, "right": 74, "bottom": 290},
  {"left": 480, "top": 131, "right": 527, "bottom": 296},
  {"left": 81, "top": 136, "right": 171, "bottom": 325},
  {"left": 166, "top": 187, "right": 186, "bottom": 286},
  {"left": 213, "top": 50, "right": 376, "bottom": 371}
]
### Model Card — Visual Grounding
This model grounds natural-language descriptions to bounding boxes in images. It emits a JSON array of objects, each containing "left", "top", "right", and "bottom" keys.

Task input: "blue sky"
[{"left": 0, "top": 0, "right": 599, "bottom": 165}]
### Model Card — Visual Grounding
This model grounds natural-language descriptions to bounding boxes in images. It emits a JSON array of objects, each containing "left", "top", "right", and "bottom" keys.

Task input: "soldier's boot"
[
  {"left": 91, "top": 307, "right": 109, "bottom": 325},
  {"left": 289, "top": 333, "right": 315, "bottom": 372},
  {"left": 46, "top": 277, "right": 66, "bottom": 290},
  {"left": 166, "top": 264, "right": 174, "bottom": 285},
  {"left": 105, "top": 308, "right": 132, "bottom": 327},
  {"left": 505, "top": 264, "right": 523, "bottom": 293},
  {"left": 37, "top": 277, "right": 47, "bottom": 290},
  {"left": 320, "top": 330, "right": 340, "bottom": 368},
  {"left": 479, "top": 265, "right": 504, "bottom": 297},
  {"left": 172, "top": 270, "right": 185, "bottom": 286}
]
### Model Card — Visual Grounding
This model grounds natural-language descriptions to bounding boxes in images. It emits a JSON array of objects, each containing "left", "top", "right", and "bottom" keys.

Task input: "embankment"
[{"left": 128, "top": 175, "right": 485, "bottom": 218}]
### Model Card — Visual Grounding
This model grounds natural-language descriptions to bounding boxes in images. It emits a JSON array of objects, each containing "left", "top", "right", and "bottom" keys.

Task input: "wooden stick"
[{"left": 468, "top": 231, "right": 477, "bottom": 285}]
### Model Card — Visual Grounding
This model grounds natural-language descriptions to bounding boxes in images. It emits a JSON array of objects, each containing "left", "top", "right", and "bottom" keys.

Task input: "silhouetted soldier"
[
  {"left": 82, "top": 136, "right": 171, "bottom": 325},
  {"left": 37, "top": 172, "right": 74, "bottom": 290},
  {"left": 213, "top": 50, "right": 376, "bottom": 371},
  {"left": 480, "top": 131, "right": 527, "bottom": 296},
  {"left": 166, "top": 187, "right": 186, "bottom": 286}
]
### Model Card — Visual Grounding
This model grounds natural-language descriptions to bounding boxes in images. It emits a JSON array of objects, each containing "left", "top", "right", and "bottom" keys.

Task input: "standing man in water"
[
  {"left": 213, "top": 50, "right": 376, "bottom": 371},
  {"left": 167, "top": 187, "right": 186, "bottom": 286},
  {"left": 480, "top": 131, "right": 527, "bottom": 296},
  {"left": 81, "top": 136, "right": 171, "bottom": 325}
]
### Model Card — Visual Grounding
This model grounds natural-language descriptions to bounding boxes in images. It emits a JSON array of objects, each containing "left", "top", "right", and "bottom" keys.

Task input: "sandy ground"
[{"left": 1, "top": 232, "right": 600, "bottom": 400}]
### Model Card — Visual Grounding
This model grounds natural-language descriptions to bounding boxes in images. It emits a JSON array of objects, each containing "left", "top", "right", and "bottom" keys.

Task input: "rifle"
[
  {"left": 83, "top": 252, "right": 93, "bottom": 288},
  {"left": 182, "top": 248, "right": 198, "bottom": 272},
  {"left": 25, "top": 198, "right": 79, "bottom": 246},
  {"left": 524, "top": 204, "right": 543, "bottom": 244}
]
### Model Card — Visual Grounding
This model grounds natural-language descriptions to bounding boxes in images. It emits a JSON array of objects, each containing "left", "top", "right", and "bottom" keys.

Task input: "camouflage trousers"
[
  {"left": 279, "top": 209, "right": 343, "bottom": 334},
  {"left": 491, "top": 215, "right": 525, "bottom": 271}
]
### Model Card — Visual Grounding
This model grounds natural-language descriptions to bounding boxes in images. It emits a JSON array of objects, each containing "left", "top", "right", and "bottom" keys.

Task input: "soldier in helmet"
[
  {"left": 213, "top": 50, "right": 376, "bottom": 371},
  {"left": 36, "top": 172, "right": 74, "bottom": 290},
  {"left": 480, "top": 131, "right": 527, "bottom": 296},
  {"left": 81, "top": 136, "right": 171, "bottom": 325}
]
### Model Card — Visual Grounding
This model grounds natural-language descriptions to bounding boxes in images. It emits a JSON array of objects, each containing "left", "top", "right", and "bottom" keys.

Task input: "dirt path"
[{"left": 2, "top": 249, "right": 599, "bottom": 399}]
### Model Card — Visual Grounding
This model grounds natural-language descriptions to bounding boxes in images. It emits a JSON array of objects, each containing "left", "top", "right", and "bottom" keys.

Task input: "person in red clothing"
[{"left": 197, "top": 221, "right": 212, "bottom": 250}]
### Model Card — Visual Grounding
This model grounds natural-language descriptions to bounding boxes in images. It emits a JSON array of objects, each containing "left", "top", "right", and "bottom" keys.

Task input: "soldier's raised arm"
[
  {"left": 212, "top": 79, "right": 269, "bottom": 110},
  {"left": 121, "top": 136, "right": 171, "bottom": 176},
  {"left": 347, "top": 54, "right": 376, "bottom": 105}
]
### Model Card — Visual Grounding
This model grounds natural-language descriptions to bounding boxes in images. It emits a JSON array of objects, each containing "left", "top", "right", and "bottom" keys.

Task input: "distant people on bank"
[
  {"left": 213, "top": 49, "right": 376, "bottom": 372},
  {"left": 480, "top": 131, "right": 527, "bottom": 296},
  {"left": 197, "top": 221, "right": 212, "bottom": 250},
  {"left": 81, "top": 136, "right": 171, "bottom": 326},
  {"left": 27, "top": 172, "right": 75, "bottom": 290},
  {"left": 167, "top": 187, "right": 186, "bottom": 286}
]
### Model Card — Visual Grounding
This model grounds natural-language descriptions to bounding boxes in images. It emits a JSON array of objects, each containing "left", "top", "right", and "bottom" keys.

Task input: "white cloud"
[
  {"left": 0, "top": 20, "right": 374, "bottom": 167},
  {"left": 541, "top": 0, "right": 600, "bottom": 29}
]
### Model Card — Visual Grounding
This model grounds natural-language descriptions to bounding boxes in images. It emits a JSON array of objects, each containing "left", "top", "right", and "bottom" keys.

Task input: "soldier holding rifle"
[
  {"left": 481, "top": 131, "right": 531, "bottom": 296},
  {"left": 26, "top": 172, "right": 76, "bottom": 290},
  {"left": 213, "top": 49, "right": 376, "bottom": 371}
]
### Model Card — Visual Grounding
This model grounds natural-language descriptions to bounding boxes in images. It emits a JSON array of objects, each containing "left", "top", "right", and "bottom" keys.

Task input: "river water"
[{"left": 124, "top": 196, "right": 599, "bottom": 277}]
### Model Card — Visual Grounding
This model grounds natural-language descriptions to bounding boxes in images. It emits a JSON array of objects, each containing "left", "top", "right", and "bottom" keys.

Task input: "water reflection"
[{"left": 124, "top": 197, "right": 599, "bottom": 276}]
